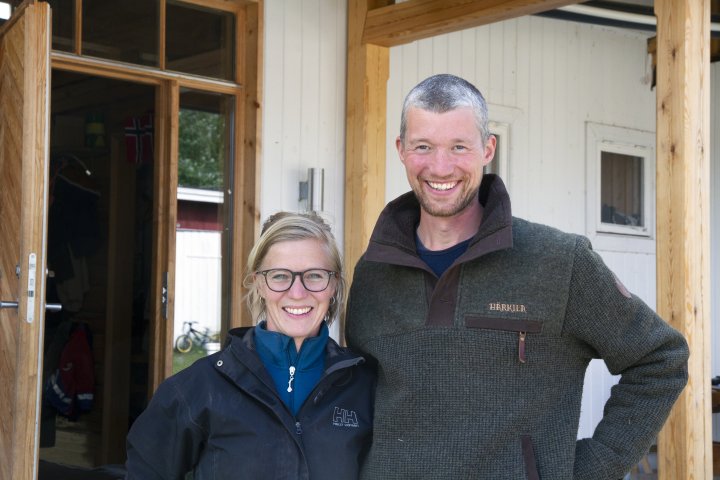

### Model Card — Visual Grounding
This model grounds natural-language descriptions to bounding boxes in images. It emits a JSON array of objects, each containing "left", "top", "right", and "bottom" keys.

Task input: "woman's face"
[{"left": 256, "top": 238, "right": 336, "bottom": 351}]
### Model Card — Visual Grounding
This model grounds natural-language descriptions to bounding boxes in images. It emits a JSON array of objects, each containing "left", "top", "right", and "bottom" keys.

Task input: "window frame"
[{"left": 585, "top": 122, "right": 656, "bottom": 254}]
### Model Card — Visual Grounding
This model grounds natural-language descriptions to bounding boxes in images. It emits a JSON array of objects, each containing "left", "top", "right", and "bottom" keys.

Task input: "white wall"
[{"left": 174, "top": 230, "right": 222, "bottom": 342}]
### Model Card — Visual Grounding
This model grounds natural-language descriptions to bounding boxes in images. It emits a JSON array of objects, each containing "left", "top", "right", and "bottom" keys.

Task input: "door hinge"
[{"left": 161, "top": 272, "right": 168, "bottom": 319}]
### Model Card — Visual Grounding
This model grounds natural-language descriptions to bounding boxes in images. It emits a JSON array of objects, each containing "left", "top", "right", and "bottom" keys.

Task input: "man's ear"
[
  {"left": 482, "top": 135, "right": 497, "bottom": 167},
  {"left": 396, "top": 136, "right": 405, "bottom": 164}
]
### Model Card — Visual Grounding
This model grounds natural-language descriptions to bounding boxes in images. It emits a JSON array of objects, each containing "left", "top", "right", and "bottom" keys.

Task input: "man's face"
[{"left": 397, "top": 107, "right": 496, "bottom": 218}]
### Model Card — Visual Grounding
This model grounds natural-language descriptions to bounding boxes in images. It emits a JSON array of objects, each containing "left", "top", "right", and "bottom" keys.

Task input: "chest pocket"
[{"left": 464, "top": 316, "right": 543, "bottom": 363}]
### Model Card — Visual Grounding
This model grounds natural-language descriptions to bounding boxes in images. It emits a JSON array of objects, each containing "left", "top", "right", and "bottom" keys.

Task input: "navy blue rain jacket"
[{"left": 125, "top": 327, "right": 375, "bottom": 480}]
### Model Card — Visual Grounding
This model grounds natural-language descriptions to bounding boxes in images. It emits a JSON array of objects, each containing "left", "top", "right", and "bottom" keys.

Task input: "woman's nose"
[{"left": 286, "top": 275, "right": 308, "bottom": 297}]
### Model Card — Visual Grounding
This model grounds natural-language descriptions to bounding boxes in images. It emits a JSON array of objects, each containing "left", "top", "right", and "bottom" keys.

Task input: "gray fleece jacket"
[{"left": 346, "top": 174, "right": 688, "bottom": 480}]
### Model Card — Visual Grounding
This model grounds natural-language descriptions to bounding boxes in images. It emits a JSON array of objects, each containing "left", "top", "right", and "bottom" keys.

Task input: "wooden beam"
[
  {"left": 654, "top": 1, "right": 712, "bottom": 479},
  {"left": 231, "top": 0, "right": 262, "bottom": 328},
  {"left": 344, "top": 0, "right": 389, "bottom": 296},
  {"left": 363, "top": 0, "right": 578, "bottom": 47}
]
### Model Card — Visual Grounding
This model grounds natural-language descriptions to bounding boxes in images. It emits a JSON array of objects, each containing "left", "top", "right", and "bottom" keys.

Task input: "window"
[
  {"left": 586, "top": 123, "right": 655, "bottom": 252},
  {"left": 600, "top": 151, "right": 644, "bottom": 229}
]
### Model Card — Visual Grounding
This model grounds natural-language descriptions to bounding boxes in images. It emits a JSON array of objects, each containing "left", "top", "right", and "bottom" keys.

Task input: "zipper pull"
[
  {"left": 287, "top": 366, "right": 296, "bottom": 392},
  {"left": 295, "top": 421, "right": 302, "bottom": 435},
  {"left": 518, "top": 332, "right": 527, "bottom": 363}
]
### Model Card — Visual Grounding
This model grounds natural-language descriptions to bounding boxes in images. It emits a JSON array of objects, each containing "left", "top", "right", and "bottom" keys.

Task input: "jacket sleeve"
[
  {"left": 125, "top": 377, "right": 205, "bottom": 480},
  {"left": 564, "top": 237, "right": 689, "bottom": 480}
]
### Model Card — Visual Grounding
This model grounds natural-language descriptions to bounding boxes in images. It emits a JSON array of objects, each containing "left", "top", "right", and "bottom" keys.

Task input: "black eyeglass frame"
[{"left": 255, "top": 268, "right": 337, "bottom": 293}]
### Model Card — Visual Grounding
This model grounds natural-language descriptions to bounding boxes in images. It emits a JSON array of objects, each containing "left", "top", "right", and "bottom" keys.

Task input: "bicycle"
[{"left": 175, "top": 321, "right": 216, "bottom": 353}]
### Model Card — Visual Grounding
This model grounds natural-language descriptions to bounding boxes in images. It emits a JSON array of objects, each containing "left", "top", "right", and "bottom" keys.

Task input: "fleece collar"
[
  {"left": 253, "top": 321, "right": 329, "bottom": 370},
  {"left": 365, "top": 174, "right": 514, "bottom": 268}
]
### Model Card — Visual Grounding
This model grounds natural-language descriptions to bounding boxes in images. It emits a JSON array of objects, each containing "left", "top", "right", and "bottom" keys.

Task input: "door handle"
[{"left": 1, "top": 301, "right": 62, "bottom": 312}]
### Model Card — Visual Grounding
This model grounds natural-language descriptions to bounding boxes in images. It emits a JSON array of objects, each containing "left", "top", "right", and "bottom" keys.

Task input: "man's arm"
[{"left": 564, "top": 237, "right": 689, "bottom": 480}]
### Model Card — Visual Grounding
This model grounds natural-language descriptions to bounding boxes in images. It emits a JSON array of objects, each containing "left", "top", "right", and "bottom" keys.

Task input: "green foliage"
[{"left": 178, "top": 109, "right": 225, "bottom": 190}]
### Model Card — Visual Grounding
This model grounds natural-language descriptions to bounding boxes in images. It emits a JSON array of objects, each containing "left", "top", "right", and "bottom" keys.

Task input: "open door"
[{"left": 0, "top": 2, "right": 51, "bottom": 479}]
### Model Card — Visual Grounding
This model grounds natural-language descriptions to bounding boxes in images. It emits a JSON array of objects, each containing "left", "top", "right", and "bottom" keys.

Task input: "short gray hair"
[
  {"left": 243, "top": 211, "right": 345, "bottom": 325},
  {"left": 399, "top": 74, "right": 490, "bottom": 146}
]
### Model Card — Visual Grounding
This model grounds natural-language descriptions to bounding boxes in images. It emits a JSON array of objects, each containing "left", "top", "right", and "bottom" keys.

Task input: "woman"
[{"left": 125, "top": 212, "right": 375, "bottom": 479}]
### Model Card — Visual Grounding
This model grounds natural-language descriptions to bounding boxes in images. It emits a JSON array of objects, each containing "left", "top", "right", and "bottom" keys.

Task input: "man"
[{"left": 345, "top": 74, "right": 688, "bottom": 479}]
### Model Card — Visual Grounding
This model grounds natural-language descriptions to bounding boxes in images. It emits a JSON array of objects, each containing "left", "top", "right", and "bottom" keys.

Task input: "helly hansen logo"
[
  {"left": 332, "top": 407, "right": 359, "bottom": 428},
  {"left": 488, "top": 302, "right": 527, "bottom": 313}
]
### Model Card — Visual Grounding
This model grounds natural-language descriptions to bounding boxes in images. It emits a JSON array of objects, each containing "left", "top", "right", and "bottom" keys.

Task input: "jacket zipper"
[
  {"left": 295, "top": 421, "right": 302, "bottom": 435},
  {"left": 518, "top": 332, "right": 527, "bottom": 363},
  {"left": 287, "top": 365, "right": 296, "bottom": 392}
]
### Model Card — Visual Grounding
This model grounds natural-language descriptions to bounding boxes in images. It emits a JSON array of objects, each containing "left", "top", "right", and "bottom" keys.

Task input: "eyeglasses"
[{"left": 256, "top": 268, "right": 337, "bottom": 293}]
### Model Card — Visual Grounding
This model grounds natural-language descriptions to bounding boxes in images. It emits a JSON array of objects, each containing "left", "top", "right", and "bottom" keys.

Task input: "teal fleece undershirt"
[{"left": 254, "top": 321, "right": 328, "bottom": 416}]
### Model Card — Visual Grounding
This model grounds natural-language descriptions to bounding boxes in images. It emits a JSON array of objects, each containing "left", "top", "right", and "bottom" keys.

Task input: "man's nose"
[{"left": 427, "top": 148, "right": 454, "bottom": 175}]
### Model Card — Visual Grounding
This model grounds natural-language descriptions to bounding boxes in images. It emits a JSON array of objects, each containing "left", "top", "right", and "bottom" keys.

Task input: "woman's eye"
[
  {"left": 305, "top": 272, "right": 323, "bottom": 281},
  {"left": 270, "top": 272, "right": 290, "bottom": 281}
]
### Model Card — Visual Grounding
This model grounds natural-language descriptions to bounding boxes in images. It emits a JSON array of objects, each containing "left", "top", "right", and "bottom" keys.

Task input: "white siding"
[{"left": 174, "top": 231, "right": 222, "bottom": 341}]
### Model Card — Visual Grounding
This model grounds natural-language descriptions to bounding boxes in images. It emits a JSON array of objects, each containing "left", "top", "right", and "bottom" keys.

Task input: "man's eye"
[
  {"left": 415, "top": 145, "right": 430, "bottom": 151},
  {"left": 453, "top": 145, "right": 467, "bottom": 151}
]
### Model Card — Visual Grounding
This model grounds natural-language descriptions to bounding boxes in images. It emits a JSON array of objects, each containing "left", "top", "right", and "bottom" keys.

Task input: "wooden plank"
[
  {"left": 363, "top": 0, "right": 579, "bottom": 47},
  {"left": 52, "top": 52, "right": 243, "bottom": 95},
  {"left": 148, "top": 80, "right": 178, "bottom": 391},
  {"left": 344, "top": 0, "right": 389, "bottom": 288},
  {"left": 654, "top": 1, "right": 712, "bottom": 479},
  {"left": 231, "top": 1, "right": 261, "bottom": 328}
]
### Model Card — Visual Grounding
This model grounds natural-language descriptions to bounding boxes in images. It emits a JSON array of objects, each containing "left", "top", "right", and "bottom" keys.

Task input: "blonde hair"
[{"left": 243, "top": 211, "right": 345, "bottom": 325}]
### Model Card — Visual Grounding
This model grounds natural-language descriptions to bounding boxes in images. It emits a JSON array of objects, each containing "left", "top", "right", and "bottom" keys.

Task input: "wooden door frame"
[{"left": 50, "top": 0, "right": 262, "bottom": 390}]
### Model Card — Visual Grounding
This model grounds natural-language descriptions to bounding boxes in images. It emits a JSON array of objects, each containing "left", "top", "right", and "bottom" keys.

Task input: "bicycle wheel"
[{"left": 175, "top": 334, "right": 193, "bottom": 353}]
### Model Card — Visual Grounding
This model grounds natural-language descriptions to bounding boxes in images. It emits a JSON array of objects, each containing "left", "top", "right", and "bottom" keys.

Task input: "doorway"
[{"left": 40, "top": 70, "right": 155, "bottom": 468}]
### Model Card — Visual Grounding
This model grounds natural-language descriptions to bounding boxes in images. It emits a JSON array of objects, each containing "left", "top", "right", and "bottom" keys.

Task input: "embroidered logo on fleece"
[
  {"left": 488, "top": 302, "right": 527, "bottom": 313},
  {"left": 332, "top": 407, "right": 359, "bottom": 428}
]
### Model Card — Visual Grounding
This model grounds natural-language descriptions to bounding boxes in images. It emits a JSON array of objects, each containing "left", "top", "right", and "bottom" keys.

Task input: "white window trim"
[
  {"left": 585, "top": 122, "right": 656, "bottom": 254},
  {"left": 488, "top": 103, "right": 521, "bottom": 191},
  {"left": 488, "top": 120, "right": 509, "bottom": 184}
]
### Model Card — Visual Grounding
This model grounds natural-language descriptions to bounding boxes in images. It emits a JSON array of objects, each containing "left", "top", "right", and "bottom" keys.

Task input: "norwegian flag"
[
  {"left": 124, "top": 117, "right": 144, "bottom": 164},
  {"left": 140, "top": 112, "right": 154, "bottom": 164},
  {"left": 124, "top": 112, "right": 154, "bottom": 164}
]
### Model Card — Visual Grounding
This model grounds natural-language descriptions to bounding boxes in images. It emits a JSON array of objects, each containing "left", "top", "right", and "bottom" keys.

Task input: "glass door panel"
[{"left": 173, "top": 88, "right": 234, "bottom": 373}]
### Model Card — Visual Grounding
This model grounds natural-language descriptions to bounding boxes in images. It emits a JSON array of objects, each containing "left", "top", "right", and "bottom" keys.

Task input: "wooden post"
[
  {"left": 344, "top": 0, "right": 390, "bottom": 285},
  {"left": 655, "top": 1, "right": 712, "bottom": 478}
]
